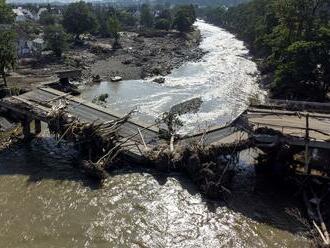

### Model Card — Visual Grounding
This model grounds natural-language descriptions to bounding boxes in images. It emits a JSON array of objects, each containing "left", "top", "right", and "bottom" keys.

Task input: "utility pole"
[{"left": 304, "top": 113, "right": 310, "bottom": 174}]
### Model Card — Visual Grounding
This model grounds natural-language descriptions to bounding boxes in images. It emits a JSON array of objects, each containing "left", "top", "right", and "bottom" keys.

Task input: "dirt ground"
[{"left": 6, "top": 28, "right": 204, "bottom": 90}]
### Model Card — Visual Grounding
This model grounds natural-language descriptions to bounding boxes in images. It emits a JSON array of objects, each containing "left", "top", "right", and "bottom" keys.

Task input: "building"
[
  {"left": 32, "top": 38, "right": 45, "bottom": 54},
  {"left": 12, "top": 7, "right": 34, "bottom": 22},
  {"left": 17, "top": 37, "right": 33, "bottom": 57},
  {"left": 35, "top": 8, "right": 48, "bottom": 21}
]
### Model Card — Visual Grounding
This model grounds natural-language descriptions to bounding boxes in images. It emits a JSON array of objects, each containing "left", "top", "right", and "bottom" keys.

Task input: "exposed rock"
[
  {"left": 122, "top": 59, "right": 132, "bottom": 65},
  {"left": 153, "top": 77, "right": 165, "bottom": 84},
  {"left": 110, "top": 76, "right": 122, "bottom": 82},
  {"left": 92, "top": 74, "right": 102, "bottom": 83},
  {"left": 92, "top": 93, "right": 108, "bottom": 103}
]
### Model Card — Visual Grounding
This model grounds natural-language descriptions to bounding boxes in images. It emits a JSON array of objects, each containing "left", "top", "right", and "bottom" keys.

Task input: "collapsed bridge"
[{"left": 1, "top": 86, "right": 330, "bottom": 177}]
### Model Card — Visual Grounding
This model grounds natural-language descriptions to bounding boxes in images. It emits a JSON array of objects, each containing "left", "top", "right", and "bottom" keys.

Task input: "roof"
[
  {"left": 33, "top": 38, "right": 44, "bottom": 44},
  {"left": 12, "top": 7, "right": 34, "bottom": 20}
]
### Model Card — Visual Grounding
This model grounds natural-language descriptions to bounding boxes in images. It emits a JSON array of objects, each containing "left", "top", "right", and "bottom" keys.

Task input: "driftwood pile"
[
  {"left": 47, "top": 100, "right": 132, "bottom": 182},
  {"left": 144, "top": 138, "right": 252, "bottom": 199}
]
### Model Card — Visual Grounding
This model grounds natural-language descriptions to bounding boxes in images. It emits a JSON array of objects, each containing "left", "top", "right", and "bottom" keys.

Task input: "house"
[
  {"left": 12, "top": 7, "right": 34, "bottom": 22},
  {"left": 32, "top": 38, "right": 45, "bottom": 54},
  {"left": 17, "top": 37, "right": 33, "bottom": 57},
  {"left": 16, "top": 35, "right": 45, "bottom": 58},
  {"left": 35, "top": 8, "right": 48, "bottom": 21}
]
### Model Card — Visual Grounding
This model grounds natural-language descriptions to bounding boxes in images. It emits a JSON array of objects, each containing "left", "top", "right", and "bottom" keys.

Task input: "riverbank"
[{"left": 5, "top": 28, "right": 203, "bottom": 91}]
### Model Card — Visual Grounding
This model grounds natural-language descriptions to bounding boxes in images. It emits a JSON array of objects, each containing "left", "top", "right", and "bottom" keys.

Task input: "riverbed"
[{"left": 0, "top": 21, "right": 311, "bottom": 247}]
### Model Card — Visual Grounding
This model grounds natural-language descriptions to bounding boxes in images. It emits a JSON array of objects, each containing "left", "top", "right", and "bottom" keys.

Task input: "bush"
[{"left": 155, "top": 18, "right": 171, "bottom": 30}]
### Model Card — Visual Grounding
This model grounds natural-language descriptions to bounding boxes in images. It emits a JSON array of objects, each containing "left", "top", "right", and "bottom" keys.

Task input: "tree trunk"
[{"left": 170, "top": 134, "right": 175, "bottom": 153}]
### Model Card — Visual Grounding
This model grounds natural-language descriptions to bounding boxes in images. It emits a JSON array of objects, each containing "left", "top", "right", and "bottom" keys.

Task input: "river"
[
  {"left": 81, "top": 20, "right": 265, "bottom": 134},
  {"left": 0, "top": 21, "right": 310, "bottom": 247}
]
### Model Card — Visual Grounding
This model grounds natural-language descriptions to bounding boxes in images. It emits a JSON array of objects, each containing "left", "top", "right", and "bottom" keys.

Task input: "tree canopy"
[
  {"left": 107, "top": 16, "right": 121, "bottom": 48},
  {"left": 0, "top": 0, "right": 16, "bottom": 86},
  {"left": 0, "top": 0, "right": 14, "bottom": 24},
  {"left": 39, "top": 10, "right": 59, "bottom": 26},
  {"left": 202, "top": 0, "right": 330, "bottom": 101},
  {"left": 62, "top": 1, "right": 98, "bottom": 39},
  {"left": 44, "top": 24, "right": 68, "bottom": 57},
  {"left": 173, "top": 5, "right": 196, "bottom": 33},
  {"left": 140, "top": 4, "right": 154, "bottom": 28},
  {"left": 0, "top": 30, "right": 16, "bottom": 86}
]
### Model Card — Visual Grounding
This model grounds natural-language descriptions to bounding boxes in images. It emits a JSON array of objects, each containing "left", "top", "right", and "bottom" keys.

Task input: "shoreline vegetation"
[
  {"left": 197, "top": 1, "right": 330, "bottom": 245},
  {"left": 198, "top": 0, "right": 330, "bottom": 102}
]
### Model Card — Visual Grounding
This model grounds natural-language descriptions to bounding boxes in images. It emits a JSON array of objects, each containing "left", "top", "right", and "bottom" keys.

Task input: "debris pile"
[
  {"left": 144, "top": 138, "right": 252, "bottom": 198},
  {"left": 47, "top": 100, "right": 132, "bottom": 182}
]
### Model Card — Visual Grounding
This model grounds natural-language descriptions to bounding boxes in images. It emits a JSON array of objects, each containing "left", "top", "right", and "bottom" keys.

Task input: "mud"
[{"left": 6, "top": 28, "right": 204, "bottom": 90}]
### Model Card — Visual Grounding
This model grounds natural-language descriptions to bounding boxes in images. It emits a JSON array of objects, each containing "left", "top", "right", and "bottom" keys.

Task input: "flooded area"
[
  {"left": 0, "top": 140, "right": 309, "bottom": 247},
  {"left": 0, "top": 21, "right": 311, "bottom": 247},
  {"left": 81, "top": 20, "right": 265, "bottom": 134}
]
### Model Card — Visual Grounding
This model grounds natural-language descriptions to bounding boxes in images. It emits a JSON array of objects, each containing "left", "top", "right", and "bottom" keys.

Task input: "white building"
[
  {"left": 12, "top": 7, "right": 34, "bottom": 22},
  {"left": 32, "top": 38, "right": 45, "bottom": 54},
  {"left": 35, "top": 8, "right": 48, "bottom": 21}
]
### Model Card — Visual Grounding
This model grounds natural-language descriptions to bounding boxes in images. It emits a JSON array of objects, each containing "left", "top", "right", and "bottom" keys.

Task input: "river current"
[
  {"left": 81, "top": 20, "right": 265, "bottom": 134},
  {"left": 0, "top": 21, "right": 310, "bottom": 247}
]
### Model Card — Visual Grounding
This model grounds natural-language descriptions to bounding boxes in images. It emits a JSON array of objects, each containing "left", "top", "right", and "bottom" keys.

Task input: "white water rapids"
[{"left": 82, "top": 20, "right": 265, "bottom": 133}]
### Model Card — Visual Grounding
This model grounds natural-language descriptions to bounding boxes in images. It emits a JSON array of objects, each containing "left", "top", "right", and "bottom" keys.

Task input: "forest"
[{"left": 200, "top": 0, "right": 330, "bottom": 101}]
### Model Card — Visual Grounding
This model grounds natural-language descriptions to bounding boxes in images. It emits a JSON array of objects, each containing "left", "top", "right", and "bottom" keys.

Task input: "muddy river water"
[{"left": 0, "top": 21, "right": 311, "bottom": 247}]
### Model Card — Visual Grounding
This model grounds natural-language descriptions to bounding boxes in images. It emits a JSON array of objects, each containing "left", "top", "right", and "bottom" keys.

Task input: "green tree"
[
  {"left": 0, "top": 0, "right": 16, "bottom": 87},
  {"left": 44, "top": 24, "right": 68, "bottom": 57},
  {"left": 107, "top": 16, "right": 121, "bottom": 48},
  {"left": 62, "top": 1, "right": 98, "bottom": 40},
  {"left": 0, "top": 30, "right": 16, "bottom": 86},
  {"left": 39, "top": 11, "right": 58, "bottom": 26},
  {"left": 154, "top": 8, "right": 172, "bottom": 30},
  {"left": 0, "top": 0, "right": 14, "bottom": 24},
  {"left": 173, "top": 5, "right": 196, "bottom": 33},
  {"left": 94, "top": 7, "right": 115, "bottom": 37},
  {"left": 155, "top": 18, "right": 171, "bottom": 30},
  {"left": 207, "top": 0, "right": 330, "bottom": 100},
  {"left": 140, "top": 4, "right": 154, "bottom": 28},
  {"left": 158, "top": 9, "right": 172, "bottom": 21},
  {"left": 118, "top": 10, "right": 137, "bottom": 27}
]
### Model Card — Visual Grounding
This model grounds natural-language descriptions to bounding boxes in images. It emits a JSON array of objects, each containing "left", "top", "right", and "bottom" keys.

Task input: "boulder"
[
  {"left": 110, "top": 76, "right": 122, "bottom": 82},
  {"left": 153, "top": 77, "right": 165, "bottom": 84}
]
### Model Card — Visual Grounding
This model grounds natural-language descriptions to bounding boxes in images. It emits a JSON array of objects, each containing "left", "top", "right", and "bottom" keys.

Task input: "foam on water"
[{"left": 81, "top": 20, "right": 265, "bottom": 134}]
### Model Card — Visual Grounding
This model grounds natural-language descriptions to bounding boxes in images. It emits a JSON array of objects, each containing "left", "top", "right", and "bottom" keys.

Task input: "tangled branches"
[
  {"left": 47, "top": 100, "right": 133, "bottom": 181},
  {"left": 144, "top": 139, "right": 252, "bottom": 199}
]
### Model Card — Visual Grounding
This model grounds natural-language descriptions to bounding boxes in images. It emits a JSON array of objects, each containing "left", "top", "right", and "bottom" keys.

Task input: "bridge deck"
[
  {"left": 2, "top": 86, "right": 330, "bottom": 156},
  {"left": 246, "top": 107, "right": 330, "bottom": 149},
  {"left": 0, "top": 87, "right": 161, "bottom": 159},
  {"left": 0, "top": 87, "right": 246, "bottom": 161}
]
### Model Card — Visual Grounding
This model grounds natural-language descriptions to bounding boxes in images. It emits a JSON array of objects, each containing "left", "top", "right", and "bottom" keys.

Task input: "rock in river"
[
  {"left": 170, "top": 97, "right": 203, "bottom": 115},
  {"left": 111, "top": 76, "right": 122, "bottom": 82},
  {"left": 153, "top": 77, "right": 165, "bottom": 84}
]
